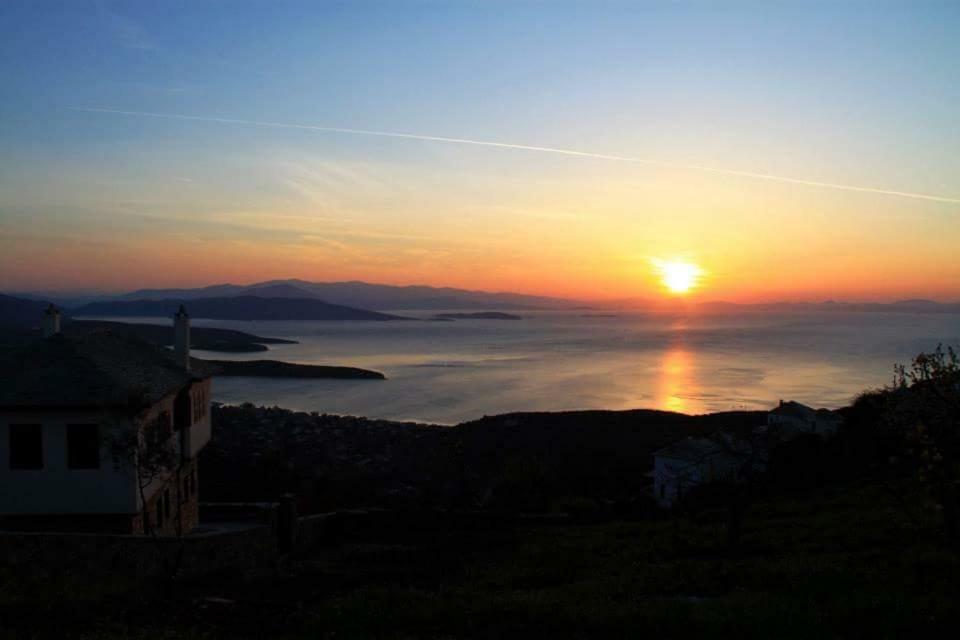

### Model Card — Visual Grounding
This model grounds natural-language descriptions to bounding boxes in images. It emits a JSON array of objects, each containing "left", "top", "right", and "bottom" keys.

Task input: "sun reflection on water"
[{"left": 658, "top": 344, "right": 695, "bottom": 414}]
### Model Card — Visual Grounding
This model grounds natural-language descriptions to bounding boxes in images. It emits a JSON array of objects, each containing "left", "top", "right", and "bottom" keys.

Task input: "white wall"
[
  {"left": 0, "top": 409, "right": 138, "bottom": 514},
  {"left": 654, "top": 456, "right": 706, "bottom": 508},
  {"left": 654, "top": 452, "right": 741, "bottom": 508},
  {"left": 1, "top": 379, "right": 214, "bottom": 516},
  {"left": 182, "top": 379, "right": 212, "bottom": 459}
]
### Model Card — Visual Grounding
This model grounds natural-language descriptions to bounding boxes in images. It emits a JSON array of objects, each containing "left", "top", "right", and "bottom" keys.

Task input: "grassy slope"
[
  {"left": 300, "top": 479, "right": 958, "bottom": 639},
  {"left": 4, "top": 478, "right": 959, "bottom": 639}
]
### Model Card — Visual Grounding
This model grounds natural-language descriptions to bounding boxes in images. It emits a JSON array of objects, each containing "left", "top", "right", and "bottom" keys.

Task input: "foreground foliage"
[{"left": 3, "top": 478, "right": 959, "bottom": 639}]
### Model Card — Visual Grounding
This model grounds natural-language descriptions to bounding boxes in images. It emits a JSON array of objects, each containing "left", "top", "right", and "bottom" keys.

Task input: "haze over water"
[{"left": 179, "top": 310, "right": 960, "bottom": 424}]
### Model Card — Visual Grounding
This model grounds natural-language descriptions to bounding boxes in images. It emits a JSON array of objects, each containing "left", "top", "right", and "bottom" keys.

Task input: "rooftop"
[
  {"left": 654, "top": 437, "right": 725, "bottom": 462},
  {"left": 0, "top": 330, "right": 214, "bottom": 410},
  {"left": 770, "top": 400, "right": 817, "bottom": 419}
]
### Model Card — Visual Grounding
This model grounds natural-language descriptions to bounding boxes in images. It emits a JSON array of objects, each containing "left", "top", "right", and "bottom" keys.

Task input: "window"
[
  {"left": 67, "top": 424, "right": 100, "bottom": 469},
  {"left": 158, "top": 411, "right": 172, "bottom": 437},
  {"left": 193, "top": 389, "right": 207, "bottom": 421},
  {"left": 156, "top": 494, "right": 165, "bottom": 528},
  {"left": 9, "top": 424, "right": 42, "bottom": 470}
]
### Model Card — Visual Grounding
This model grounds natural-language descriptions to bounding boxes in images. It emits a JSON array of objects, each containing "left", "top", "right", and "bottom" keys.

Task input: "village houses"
[{"left": 653, "top": 401, "right": 841, "bottom": 508}]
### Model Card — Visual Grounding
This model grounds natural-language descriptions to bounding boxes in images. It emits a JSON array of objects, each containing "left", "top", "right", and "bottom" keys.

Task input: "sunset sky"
[{"left": 1, "top": 1, "right": 958, "bottom": 302}]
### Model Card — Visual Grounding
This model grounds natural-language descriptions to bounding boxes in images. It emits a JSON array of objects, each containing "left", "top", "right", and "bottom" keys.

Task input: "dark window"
[
  {"left": 158, "top": 411, "right": 172, "bottom": 437},
  {"left": 174, "top": 389, "right": 192, "bottom": 429},
  {"left": 67, "top": 424, "right": 100, "bottom": 469},
  {"left": 9, "top": 424, "right": 42, "bottom": 470}
]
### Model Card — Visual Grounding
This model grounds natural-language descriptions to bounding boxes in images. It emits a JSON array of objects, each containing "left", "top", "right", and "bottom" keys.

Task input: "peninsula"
[{"left": 432, "top": 312, "right": 523, "bottom": 320}]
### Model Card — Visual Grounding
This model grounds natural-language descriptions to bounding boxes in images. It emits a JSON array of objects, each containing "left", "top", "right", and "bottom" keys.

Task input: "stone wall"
[
  {"left": 0, "top": 523, "right": 277, "bottom": 579},
  {"left": 1, "top": 506, "right": 528, "bottom": 579}
]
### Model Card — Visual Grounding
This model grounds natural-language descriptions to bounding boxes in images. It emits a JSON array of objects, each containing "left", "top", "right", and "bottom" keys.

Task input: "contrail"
[{"left": 70, "top": 106, "right": 960, "bottom": 205}]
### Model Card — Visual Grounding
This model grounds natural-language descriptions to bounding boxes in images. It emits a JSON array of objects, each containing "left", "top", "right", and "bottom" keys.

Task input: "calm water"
[{"left": 151, "top": 309, "right": 960, "bottom": 424}]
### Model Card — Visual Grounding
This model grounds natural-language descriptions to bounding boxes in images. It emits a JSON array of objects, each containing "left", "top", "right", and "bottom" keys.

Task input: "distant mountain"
[
  {"left": 598, "top": 297, "right": 960, "bottom": 314},
  {"left": 695, "top": 300, "right": 960, "bottom": 314},
  {"left": 73, "top": 296, "right": 404, "bottom": 321},
  {"left": 117, "top": 279, "right": 580, "bottom": 310}
]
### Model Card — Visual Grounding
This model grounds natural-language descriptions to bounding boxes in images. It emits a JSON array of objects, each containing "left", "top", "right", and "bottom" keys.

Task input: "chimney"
[
  {"left": 174, "top": 305, "right": 191, "bottom": 371},
  {"left": 42, "top": 304, "right": 61, "bottom": 338}
]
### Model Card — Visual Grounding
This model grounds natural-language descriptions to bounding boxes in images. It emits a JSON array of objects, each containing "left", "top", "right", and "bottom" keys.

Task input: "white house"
[
  {"left": 652, "top": 435, "right": 753, "bottom": 508},
  {"left": 767, "top": 400, "right": 842, "bottom": 440},
  {"left": 0, "top": 306, "right": 212, "bottom": 535}
]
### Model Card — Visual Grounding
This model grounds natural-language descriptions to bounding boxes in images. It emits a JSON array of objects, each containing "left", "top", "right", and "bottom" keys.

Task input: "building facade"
[
  {"left": 652, "top": 437, "right": 743, "bottom": 508},
  {"left": 0, "top": 307, "right": 212, "bottom": 535},
  {"left": 767, "top": 400, "right": 842, "bottom": 439}
]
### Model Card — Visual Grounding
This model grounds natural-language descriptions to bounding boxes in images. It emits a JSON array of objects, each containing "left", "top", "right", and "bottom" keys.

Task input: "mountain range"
[
  {"left": 114, "top": 279, "right": 580, "bottom": 311},
  {"left": 5, "top": 281, "right": 960, "bottom": 322}
]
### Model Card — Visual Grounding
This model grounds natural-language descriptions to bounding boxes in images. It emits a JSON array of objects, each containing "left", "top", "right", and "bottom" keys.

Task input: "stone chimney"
[
  {"left": 174, "top": 305, "right": 191, "bottom": 371},
  {"left": 42, "top": 304, "right": 61, "bottom": 338}
]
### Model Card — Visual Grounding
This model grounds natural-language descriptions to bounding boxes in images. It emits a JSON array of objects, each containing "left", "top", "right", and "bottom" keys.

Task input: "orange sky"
[{"left": 2, "top": 6, "right": 959, "bottom": 303}]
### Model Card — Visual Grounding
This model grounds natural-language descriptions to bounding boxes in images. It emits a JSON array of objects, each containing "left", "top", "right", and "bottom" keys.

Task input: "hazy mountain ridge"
[
  {"left": 116, "top": 279, "right": 582, "bottom": 310},
  {"left": 8, "top": 283, "right": 960, "bottom": 316}
]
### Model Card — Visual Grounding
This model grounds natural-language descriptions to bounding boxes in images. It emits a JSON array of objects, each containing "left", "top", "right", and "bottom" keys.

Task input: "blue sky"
[{"left": 1, "top": 1, "right": 958, "bottom": 299}]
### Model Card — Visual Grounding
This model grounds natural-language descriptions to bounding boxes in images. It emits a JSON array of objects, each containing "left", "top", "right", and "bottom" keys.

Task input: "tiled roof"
[
  {"left": 654, "top": 437, "right": 724, "bottom": 462},
  {"left": 0, "top": 330, "right": 213, "bottom": 409},
  {"left": 770, "top": 401, "right": 817, "bottom": 419}
]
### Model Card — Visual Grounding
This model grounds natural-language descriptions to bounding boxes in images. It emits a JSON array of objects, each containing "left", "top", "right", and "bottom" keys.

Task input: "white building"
[
  {"left": 767, "top": 400, "right": 842, "bottom": 440},
  {"left": 652, "top": 435, "right": 750, "bottom": 509},
  {"left": 0, "top": 306, "right": 212, "bottom": 535}
]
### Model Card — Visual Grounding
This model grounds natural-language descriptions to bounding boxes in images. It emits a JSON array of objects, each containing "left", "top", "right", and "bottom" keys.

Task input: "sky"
[{"left": 1, "top": 0, "right": 958, "bottom": 302}]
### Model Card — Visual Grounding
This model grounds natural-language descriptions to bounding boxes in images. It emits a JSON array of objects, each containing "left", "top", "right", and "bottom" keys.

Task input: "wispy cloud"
[
  {"left": 69, "top": 107, "right": 960, "bottom": 205},
  {"left": 94, "top": 4, "right": 159, "bottom": 51}
]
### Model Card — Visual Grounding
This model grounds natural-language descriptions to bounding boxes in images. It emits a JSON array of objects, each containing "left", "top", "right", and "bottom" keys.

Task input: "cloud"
[
  {"left": 69, "top": 107, "right": 960, "bottom": 205},
  {"left": 94, "top": 4, "right": 159, "bottom": 51}
]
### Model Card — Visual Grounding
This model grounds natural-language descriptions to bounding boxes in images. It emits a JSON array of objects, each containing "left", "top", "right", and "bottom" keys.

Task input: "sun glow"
[{"left": 652, "top": 259, "right": 703, "bottom": 295}]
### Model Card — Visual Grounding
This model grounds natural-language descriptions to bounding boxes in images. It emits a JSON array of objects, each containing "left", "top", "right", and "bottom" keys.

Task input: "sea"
[{"left": 128, "top": 308, "right": 960, "bottom": 425}]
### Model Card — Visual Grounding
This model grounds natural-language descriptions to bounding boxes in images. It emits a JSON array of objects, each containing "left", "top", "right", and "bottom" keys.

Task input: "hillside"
[
  {"left": 0, "top": 293, "right": 57, "bottom": 329},
  {"left": 73, "top": 296, "right": 404, "bottom": 322},
  {"left": 201, "top": 405, "right": 766, "bottom": 511},
  {"left": 68, "top": 320, "right": 297, "bottom": 352},
  {"left": 7, "top": 397, "right": 959, "bottom": 638}
]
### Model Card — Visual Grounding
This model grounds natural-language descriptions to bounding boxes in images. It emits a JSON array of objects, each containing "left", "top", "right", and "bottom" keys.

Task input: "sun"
[{"left": 651, "top": 259, "right": 703, "bottom": 295}]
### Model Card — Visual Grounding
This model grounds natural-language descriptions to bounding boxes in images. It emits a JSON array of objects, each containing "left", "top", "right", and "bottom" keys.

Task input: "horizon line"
[
  {"left": 7, "top": 280, "right": 959, "bottom": 307},
  {"left": 70, "top": 106, "right": 960, "bottom": 205}
]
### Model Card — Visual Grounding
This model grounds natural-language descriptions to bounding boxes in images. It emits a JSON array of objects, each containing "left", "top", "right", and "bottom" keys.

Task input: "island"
[
  {"left": 202, "top": 358, "right": 385, "bottom": 379},
  {"left": 431, "top": 312, "right": 523, "bottom": 320}
]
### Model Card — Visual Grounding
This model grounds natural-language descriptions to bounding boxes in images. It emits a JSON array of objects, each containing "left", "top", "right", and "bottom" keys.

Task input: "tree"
[
  {"left": 682, "top": 430, "right": 770, "bottom": 550},
  {"left": 108, "top": 410, "right": 181, "bottom": 531},
  {"left": 885, "top": 345, "right": 960, "bottom": 540}
]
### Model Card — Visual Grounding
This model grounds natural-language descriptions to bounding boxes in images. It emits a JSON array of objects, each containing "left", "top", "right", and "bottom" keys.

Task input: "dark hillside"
[{"left": 202, "top": 405, "right": 766, "bottom": 513}]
